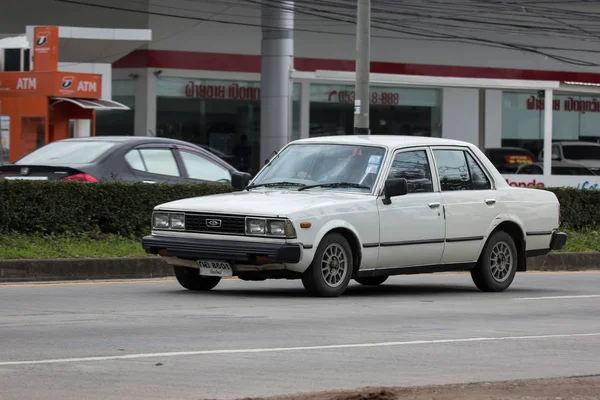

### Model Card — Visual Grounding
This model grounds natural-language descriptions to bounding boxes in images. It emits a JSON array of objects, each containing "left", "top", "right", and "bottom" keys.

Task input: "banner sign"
[{"left": 503, "top": 175, "right": 600, "bottom": 190}]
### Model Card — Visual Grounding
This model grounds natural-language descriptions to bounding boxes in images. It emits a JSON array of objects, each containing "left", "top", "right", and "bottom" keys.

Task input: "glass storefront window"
[
  {"left": 156, "top": 77, "right": 300, "bottom": 174},
  {"left": 309, "top": 84, "right": 442, "bottom": 137},
  {"left": 96, "top": 79, "right": 135, "bottom": 136},
  {"left": 501, "top": 91, "right": 600, "bottom": 176}
]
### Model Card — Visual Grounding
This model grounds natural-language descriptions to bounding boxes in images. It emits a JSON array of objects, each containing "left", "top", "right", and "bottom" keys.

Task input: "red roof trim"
[{"left": 113, "top": 49, "right": 600, "bottom": 83}]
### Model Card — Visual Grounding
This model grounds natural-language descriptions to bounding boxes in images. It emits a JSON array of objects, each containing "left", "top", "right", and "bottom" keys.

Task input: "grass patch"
[
  {"left": 0, "top": 233, "right": 148, "bottom": 260},
  {"left": 0, "top": 228, "right": 597, "bottom": 260},
  {"left": 559, "top": 228, "right": 600, "bottom": 253}
]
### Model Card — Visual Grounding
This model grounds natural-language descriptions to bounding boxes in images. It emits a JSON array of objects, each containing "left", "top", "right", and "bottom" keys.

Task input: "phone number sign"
[{"left": 328, "top": 90, "right": 401, "bottom": 105}]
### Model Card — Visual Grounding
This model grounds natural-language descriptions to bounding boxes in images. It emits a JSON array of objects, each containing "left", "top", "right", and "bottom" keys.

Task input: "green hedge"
[
  {"left": 546, "top": 188, "right": 600, "bottom": 230},
  {"left": 0, "top": 181, "right": 597, "bottom": 237},
  {"left": 0, "top": 180, "right": 233, "bottom": 237}
]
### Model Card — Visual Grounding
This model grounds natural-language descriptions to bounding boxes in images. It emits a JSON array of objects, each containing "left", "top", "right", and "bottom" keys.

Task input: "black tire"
[
  {"left": 355, "top": 276, "right": 389, "bottom": 286},
  {"left": 301, "top": 233, "right": 353, "bottom": 297},
  {"left": 174, "top": 266, "right": 221, "bottom": 291},
  {"left": 471, "top": 230, "right": 518, "bottom": 292}
]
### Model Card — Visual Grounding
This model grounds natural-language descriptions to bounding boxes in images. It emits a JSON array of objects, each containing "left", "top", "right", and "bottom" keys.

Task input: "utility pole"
[{"left": 353, "top": 0, "right": 371, "bottom": 135}]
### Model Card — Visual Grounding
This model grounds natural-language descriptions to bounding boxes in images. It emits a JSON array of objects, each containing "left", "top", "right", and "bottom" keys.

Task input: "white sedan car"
[{"left": 142, "top": 136, "right": 567, "bottom": 297}]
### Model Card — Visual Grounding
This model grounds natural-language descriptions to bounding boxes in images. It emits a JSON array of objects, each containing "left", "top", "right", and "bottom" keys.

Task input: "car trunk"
[{"left": 0, "top": 165, "right": 95, "bottom": 181}]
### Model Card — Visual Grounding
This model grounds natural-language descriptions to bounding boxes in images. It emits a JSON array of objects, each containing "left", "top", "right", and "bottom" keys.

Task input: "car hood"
[{"left": 155, "top": 189, "right": 372, "bottom": 217}]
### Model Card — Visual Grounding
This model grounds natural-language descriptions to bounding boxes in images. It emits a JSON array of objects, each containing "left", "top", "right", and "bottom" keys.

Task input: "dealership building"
[{"left": 2, "top": 0, "right": 600, "bottom": 186}]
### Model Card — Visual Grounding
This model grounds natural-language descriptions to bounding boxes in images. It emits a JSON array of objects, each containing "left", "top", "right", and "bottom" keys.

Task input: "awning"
[{"left": 50, "top": 97, "right": 130, "bottom": 110}]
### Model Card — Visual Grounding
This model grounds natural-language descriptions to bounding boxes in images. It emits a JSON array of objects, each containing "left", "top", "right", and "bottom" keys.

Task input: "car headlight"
[
  {"left": 246, "top": 218, "right": 296, "bottom": 238},
  {"left": 152, "top": 212, "right": 185, "bottom": 230},
  {"left": 153, "top": 213, "right": 170, "bottom": 229},
  {"left": 170, "top": 214, "right": 185, "bottom": 230},
  {"left": 247, "top": 218, "right": 266, "bottom": 235}
]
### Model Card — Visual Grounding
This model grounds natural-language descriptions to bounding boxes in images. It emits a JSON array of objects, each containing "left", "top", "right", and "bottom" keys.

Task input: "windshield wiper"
[
  {"left": 297, "top": 182, "right": 371, "bottom": 191},
  {"left": 245, "top": 181, "right": 306, "bottom": 191}
]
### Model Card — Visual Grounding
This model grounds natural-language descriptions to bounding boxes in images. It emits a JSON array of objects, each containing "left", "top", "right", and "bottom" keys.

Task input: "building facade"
[{"left": 3, "top": 0, "right": 600, "bottom": 182}]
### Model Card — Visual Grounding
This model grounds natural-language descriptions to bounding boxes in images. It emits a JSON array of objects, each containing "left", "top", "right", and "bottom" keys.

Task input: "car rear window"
[{"left": 16, "top": 141, "right": 117, "bottom": 165}]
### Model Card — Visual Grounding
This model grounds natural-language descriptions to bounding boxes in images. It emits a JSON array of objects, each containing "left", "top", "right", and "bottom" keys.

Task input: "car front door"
[
  {"left": 124, "top": 144, "right": 188, "bottom": 184},
  {"left": 431, "top": 147, "right": 500, "bottom": 265},
  {"left": 376, "top": 147, "right": 446, "bottom": 269}
]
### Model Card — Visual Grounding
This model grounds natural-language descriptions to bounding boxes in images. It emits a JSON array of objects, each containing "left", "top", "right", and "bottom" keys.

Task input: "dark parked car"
[
  {"left": 484, "top": 147, "right": 536, "bottom": 174},
  {"left": 0, "top": 136, "right": 252, "bottom": 189}
]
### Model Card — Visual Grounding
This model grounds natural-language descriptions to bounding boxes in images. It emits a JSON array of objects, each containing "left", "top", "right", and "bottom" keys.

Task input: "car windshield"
[
  {"left": 250, "top": 143, "right": 387, "bottom": 192},
  {"left": 562, "top": 145, "right": 600, "bottom": 160},
  {"left": 15, "top": 141, "right": 117, "bottom": 165}
]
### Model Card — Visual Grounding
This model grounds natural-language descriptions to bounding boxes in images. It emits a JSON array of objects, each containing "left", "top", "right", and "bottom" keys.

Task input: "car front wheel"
[
  {"left": 301, "top": 233, "right": 353, "bottom": 297},
  {"left": 471, "top": 231, "right": 518, "bottom": 292},
  {"left": 174, "top": 266, "right": 221, "bottom": 291}
]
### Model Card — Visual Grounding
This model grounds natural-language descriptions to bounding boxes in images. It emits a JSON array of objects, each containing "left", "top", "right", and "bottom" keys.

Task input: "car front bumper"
[{"left": 142, "top": 235, "right": 302, "bottom": 265}]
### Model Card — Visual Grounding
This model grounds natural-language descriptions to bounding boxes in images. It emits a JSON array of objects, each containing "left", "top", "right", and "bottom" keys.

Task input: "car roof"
[
  {"left": 555, "top": 141, "right": 600, "bottom": 146},
  {"left": 292, "top": 135, "right": 471, "bottom": 149},
  {"left": 485, "top": 147, "right": 534, "bottom": 152},
  {"left": 55, "top": 136, "right": 194, "bottom": 146}
]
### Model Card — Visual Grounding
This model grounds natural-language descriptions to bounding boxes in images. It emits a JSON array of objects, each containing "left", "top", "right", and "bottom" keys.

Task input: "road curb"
[
  {"left": 0, "top": 257, "right": 172, "bottom": 282},
  {"left": 0, "top": 252, "right": 598, "bottom": 282}
]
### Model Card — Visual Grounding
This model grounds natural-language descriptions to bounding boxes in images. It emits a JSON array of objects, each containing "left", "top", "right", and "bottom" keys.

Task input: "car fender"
[
  {"left": 478, "top": 212, "right": 527, "bottom": 255},
  {"left": 311, "top": 219, "right": 366, "bottom": 259}
]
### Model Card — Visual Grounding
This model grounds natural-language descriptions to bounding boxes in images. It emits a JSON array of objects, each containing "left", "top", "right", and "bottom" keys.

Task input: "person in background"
[{"left": 233, "top": 134, "right": 251, "bottom": 173}]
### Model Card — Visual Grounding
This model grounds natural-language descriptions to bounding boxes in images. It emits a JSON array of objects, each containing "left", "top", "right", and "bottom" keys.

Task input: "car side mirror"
[
  {"left": 382, "top": 178, "right": 408, "bottom": 205},
  {"left": 231, "top": 171, "right": 251, "bottom": 191},
  {"left": 552, "top": 153, "right": 561, "bottom": 161}
]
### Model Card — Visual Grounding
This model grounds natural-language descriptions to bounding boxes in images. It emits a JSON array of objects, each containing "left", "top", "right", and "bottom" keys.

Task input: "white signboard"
[{"left": 503, "top": 175, "right": 600, "bottom": 190}]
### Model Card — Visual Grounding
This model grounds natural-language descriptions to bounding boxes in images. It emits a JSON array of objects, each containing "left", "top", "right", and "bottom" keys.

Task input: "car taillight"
[{"left": 60, "top": 173, "right": 99, "bottom": 182}]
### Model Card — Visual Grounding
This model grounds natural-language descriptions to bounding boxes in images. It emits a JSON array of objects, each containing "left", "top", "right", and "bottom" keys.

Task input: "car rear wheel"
[
  {"left": 354, "top": 276, "right": 389, "bottom": 286},
  {"left": 174, "top": 266, "right": 221, "bottom": 291},
  {"left": 471, "top": 231, "right": 518, "bottom": 292},
  {"left": 301, "top": 233, "right": 353, "bottom": 297}
]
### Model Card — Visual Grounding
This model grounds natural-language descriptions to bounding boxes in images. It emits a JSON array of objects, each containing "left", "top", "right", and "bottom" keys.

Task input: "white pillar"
[
  {"left": 543, "top": 89, "right": 553, "bottom": 178},
  {"left": 73, "top": 119, "right": 91, "bottom": 137},
  {"left": 484, "top": 90, "right": 502, "bottom": 148},
  {"left": 260, "top": 1, "right": 294, "bottom": 162},
  {"left": 134, "top": 69, "right": 157, "bottom": 136}
]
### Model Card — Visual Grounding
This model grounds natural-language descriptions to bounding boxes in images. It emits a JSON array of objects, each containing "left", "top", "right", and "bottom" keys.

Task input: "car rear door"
[
  {"left": 124, "top": 143, "right": 188, "bottom": 184},
  {"left": 431, "top": 146, "right": 500, "bottom": 265}
]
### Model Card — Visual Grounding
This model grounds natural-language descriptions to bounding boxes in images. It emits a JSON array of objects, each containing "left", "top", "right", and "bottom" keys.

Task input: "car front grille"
[{"left": 184, "top": 213, "right": 246, "bottom": 235}]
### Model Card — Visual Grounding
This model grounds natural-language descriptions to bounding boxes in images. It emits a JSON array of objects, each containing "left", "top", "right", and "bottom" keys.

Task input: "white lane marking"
[
  {"left": 1, "top": 333, "right": 599, "bottom": 367},
  {"left": 515, "top": 295, "right": 600, "bottom": 300}
]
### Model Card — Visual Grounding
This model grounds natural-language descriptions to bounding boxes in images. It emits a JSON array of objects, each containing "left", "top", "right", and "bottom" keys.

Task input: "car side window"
[
  {"left": 124, "top": 149, "right": 146, "bottom": 171},
  {"left": 387, "top": 150, "right": 433, "bottom": 193},
  {"left": 432, "top": 149, "right": 471, "bottom": 191},
  {"left": 179, "top": 151, "right": 231, "bottom": 182},
  {"left": 465, "top": 152, "right": 491, "bottom": 190},
  {"left": 127, "top": 148, "right": 181, "bottom": 177}
]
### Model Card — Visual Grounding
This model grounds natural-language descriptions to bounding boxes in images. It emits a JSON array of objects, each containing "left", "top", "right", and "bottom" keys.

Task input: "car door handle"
[
  {"left": 428, "top": 202, "right": 441, "bottom": 208},
  {"left": 485, "top": 199, "right": 496, "bottom": 205}
]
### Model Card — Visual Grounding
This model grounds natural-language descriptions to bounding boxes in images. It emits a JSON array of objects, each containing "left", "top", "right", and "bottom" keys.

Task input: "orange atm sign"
[{"left": 0, "top": 72, "right": 101, "bottom": 98}]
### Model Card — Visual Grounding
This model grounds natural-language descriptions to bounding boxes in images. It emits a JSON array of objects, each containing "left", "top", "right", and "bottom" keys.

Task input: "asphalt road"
[{"left": 0, "top": 271, "right": 599, "bottom": 400}]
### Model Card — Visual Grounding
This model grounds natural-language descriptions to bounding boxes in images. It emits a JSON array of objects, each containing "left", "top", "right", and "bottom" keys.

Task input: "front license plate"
[{"left": 197, "top": 260, "right": 233, "bottom": 277}]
